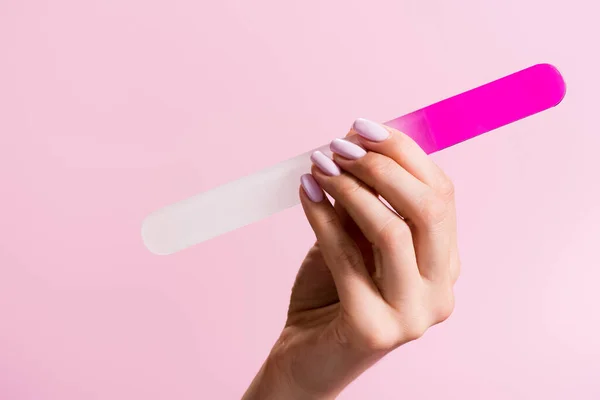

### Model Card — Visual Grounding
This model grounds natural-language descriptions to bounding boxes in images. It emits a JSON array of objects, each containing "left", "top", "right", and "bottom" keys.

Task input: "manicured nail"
[
  {"left": 353, "top": 118, "right": 389, "bottom": 142},
  {"left": 310, "top": 151, "right": 341, "bottom": 176},
  {"left": 330, "top": 138, "right": 367, "bottom": 160},
  {"left": 300, "top": 174, "right": 324, "bottom": 202}
]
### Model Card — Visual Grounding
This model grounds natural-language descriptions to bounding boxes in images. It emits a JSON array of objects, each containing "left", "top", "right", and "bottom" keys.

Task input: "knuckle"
[
  {"left": 427, "top": 284, "right": 456, "bottom": 324},
  {"left": 315, "top": 211, "right": 341, "bottom": 233},
  {"left": 364, "top": 154, "right": 396, "bottom": 180},
  {"left": 333, "top": 243, "right": 363, "bottom": 271},
  {"left": 395, "top": 304, "right": 429, "bottom": 343},
  {"left": 338, "top": 178, "right": 362, "bottom": 198},
  {"left": 377, "top": 220, "right": 412, "bottom": 249},
  {"left": 401, "top": 318, "right": 428, "bottom": 342},
  {"left": 450, "top": 257, "right": 461, "bottom": 283},
  {"left": 417, "top": 192, "right": 448, "bottom": 227},
  {"left": 339, "top": 309, "right": 403, "bottom": 352},
  {"left": 432, "top": 294, "right": 455, "bottom": 324},
  {"left": 360, "top": 327, "right": 401, "bottom": 352},
  {"left": 321, "top": 212, "right": 339, "bottom": 227},
  {"left": 337, "top": 245, "right": 362, "bottom": 269},
  {"left": 436, "top": 176, "right": 455, "bottom": 201}
]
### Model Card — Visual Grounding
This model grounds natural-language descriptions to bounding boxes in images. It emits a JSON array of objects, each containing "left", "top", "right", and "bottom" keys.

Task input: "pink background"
[{"left": 1, "top": 0, "right": 599, "bottom": 399}]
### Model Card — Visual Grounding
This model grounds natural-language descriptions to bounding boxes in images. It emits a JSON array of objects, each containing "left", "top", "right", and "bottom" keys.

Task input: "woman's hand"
[{"left": 243, "top": 119, "right": 460, "bottom": 399}]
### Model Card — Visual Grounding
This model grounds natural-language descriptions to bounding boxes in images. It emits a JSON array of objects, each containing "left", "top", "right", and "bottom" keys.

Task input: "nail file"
[{"left": 142, "top": 63, "right": 566, "bottom": 255}]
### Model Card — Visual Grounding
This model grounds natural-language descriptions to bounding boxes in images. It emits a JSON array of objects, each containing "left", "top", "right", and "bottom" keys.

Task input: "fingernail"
[
  {"left": 330, "top": 138, "right": 367, "bottom": 160},
  {"left": 353, "top": 118, "right": 389, "bottom": 142},
  {"left": 300, "top": 174, "right": 324, "bottom": 202},
  {"left": 310, "top": 151, "right": 341, "bottom": 176}
]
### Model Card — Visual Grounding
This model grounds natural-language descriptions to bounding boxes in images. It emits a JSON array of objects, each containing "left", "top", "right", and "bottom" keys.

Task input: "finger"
[
  {"left": 331, "top": 141, "right": 438, "bottom": 229},
  {"left": 330, "top": 167, "right": 378, "bottom": 254},
  {"left": 323, "top": 152, "right": 377, "bottom": 279},
  {"left": 308, "top": 153, "right": 421, "bottom": 305},
  {"left": 350, "top": 118, "right": 457, "bottom": 229},
  {"left": 310, "top": 151, "right": 399, "bottom": 244},
  {"left": 299, "top": 174, "right": 381, "bottom": 312},
  {"left": 331, "top": 121, "right": 456, "bottom": 282},
  {"left": 334, "top": 197, "right": 361, "bottom": 235},
  {"left": 351, "top": 118, "right": 450, "bottom": 191},
  {"left": 333, "top": 201, "right": 376, "bottom": 277}
]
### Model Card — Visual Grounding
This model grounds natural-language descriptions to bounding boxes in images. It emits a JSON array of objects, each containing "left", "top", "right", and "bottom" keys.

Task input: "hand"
[{"left": 243, "top": 119, "right": 460, "bottom": 399}]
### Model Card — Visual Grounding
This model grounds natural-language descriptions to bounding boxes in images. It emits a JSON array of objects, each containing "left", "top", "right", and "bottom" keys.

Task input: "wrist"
[{"left": 242, "top": 352, "right": 336, "bottom": 400}]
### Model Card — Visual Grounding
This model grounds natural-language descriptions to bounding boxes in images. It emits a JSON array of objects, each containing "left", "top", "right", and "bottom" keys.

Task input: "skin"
[{"left": 243, "top": 123, "right": 460, "bottom": 399}]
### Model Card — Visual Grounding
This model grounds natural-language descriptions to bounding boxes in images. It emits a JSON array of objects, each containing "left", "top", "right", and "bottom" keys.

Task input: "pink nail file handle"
[
  {"left": 142, "top": 63, "right": 566, "bottom": 255},
  {"left": 386, "top": 63, "right": 566, "bottom": 153}
]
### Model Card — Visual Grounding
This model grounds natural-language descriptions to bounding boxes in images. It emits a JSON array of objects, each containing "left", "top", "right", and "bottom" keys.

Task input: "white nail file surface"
[{"left": 142, "top": 145, "right": 332, "bottom": 255}]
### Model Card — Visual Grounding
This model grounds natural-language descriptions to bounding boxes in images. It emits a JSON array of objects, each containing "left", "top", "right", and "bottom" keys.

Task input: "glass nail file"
[{"left": 142, "top": 63, "right": 566, "bottom": 255}]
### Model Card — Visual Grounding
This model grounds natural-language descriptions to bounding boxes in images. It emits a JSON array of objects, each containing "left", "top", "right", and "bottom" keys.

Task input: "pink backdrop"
[{"left": 1, "top": 1, "right": 599, "bottom": 399}]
